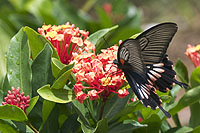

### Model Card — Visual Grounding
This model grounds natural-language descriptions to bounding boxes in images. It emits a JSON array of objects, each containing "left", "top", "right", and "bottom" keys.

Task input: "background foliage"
[{"left": 0, "top": 0, "right": 200, "bottom": 132}]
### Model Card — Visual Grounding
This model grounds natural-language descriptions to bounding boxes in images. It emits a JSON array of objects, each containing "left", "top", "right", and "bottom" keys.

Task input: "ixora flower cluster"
[
  {"left": 38, "top": 22, "right": 95, "bottom": 64},
  {"left": 2, "top": 87, "right": 30, "bottom": 112},
  {"left": 72, "top": 45, "right": 129, "bottom": 103},
  {"left": 185, "top": 44, "right": 200, "bottom": 67},
  {"left": 38, "top": 23, "right": 129, "bottom": 103}
]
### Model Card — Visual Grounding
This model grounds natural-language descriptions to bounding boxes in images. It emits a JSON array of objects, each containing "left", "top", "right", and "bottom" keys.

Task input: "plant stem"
[
  {"left": 81, "top": 0, "right": 98, "bottom": 12},
  {"left": 99, "top": 101, "right": 105, "bottom": 120},
  {"left": 26, "top": 121, "right": 38, "bottom": 133}
]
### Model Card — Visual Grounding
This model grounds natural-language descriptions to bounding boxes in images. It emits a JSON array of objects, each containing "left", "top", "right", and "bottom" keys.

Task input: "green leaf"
[
  {"left": 51, "top": 58, "right": 65, "bottom": 78},
  {"left": 193, "top": 125, "right": 200, "bottom": 133},
  {"left": 174, "top": 59, "right": 189, "bottom": 83},
  {"left": 189, "top": 67, "right": 200, "bottom": 127},
  {"left": 95, "top": 118, "right": 108, "bottom": 133},
  {"left": 37, "top": 85, "right": 75, "bottom": 103},
  {"left": 56, "top": 63, "right": 74, "bottom": 79},
  {"left": 167, "top": 86, "right": 200, "bottom": 118},
  {"left": 60, "top": 114, "right": 80, "bottom": 133},
  {"left": 51, "top": 69, "right": 72, "bottom": 89},
  {"left": 96, "top": 7, "right": 113, "bottom": 28},
  {"left": 135, "top": 114, "right": 161, "bottom": 133},
  {"left": 130, "top": 33, "right": 141, "bottom": 39},
  {"left": 26, "top": 96, "right": 39, "bottom": 115},
  {"left": 102, "top": 92, "right": 130, "bottom": 122},
  {"left": 0, "top": 119, "right": 18, "bottom": 133},
  {"left": 77, "top": 117, "right": 94, "bottom": 133},
  {"left": 114, "top": 101, "right": 144, "bottom": 121},
  {"left": 190, "top": 66, "right": 200, "bottom": 88},
  {"left": 165, "top": 126, "right": 193, "bottom": 133},
  {"left": 109, "top": 120, "right": 147, "bottom": 133},
  {"left": 39, "top": 100, "right": 55, "bottom": 130},
  {"left": 7, "top": 28, "right": 32, "bottom": 96},
  {"left": 0, "top": 104, "right": 28, "bottom": 121},
  {"left": 31, "top": 44, "right": 54, "bottom": 97},
  {"left": 87, "top": 25, "right": 118, "bottom": 54},
  {"left": 72, "top": 100, "right": 90, "bottom": 126},
  {"left": 24, "top": 26, "right": 59, "bottom": 60},
  {"left": 39, "top": 104, "right": 59, "bottom": 133}
]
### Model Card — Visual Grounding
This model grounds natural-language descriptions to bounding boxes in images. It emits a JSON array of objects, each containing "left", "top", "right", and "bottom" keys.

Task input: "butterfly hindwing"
[
  {"left": 136, "top": 22, "right": 178, "bottom": 64},
  {"left": 123, "top": 69, "right": 171, "bottom": 118}
]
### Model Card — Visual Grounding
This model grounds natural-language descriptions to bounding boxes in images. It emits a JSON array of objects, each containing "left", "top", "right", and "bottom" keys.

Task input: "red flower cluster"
[
  {"left": 185, "top": 44, "right": 200, "bottom": 67},
  {"left": 2, "top": 87, "right": 30, "bottom": 112},
  {"left": 38, "top": 22, "right": 94, "bottom": 64},
  {"left": 72, "top": 43, "right": 129, "bottom": 103}
]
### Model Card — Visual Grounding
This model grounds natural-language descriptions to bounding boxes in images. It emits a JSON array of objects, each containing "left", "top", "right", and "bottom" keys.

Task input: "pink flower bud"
[{"left": 74, "top": 82, "right": 83, "bottom": 94}]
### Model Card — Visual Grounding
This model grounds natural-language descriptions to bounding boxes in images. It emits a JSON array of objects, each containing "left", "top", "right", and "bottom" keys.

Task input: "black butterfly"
[{"left": 114, "top": 22, "right": 188, "bottom": 118}]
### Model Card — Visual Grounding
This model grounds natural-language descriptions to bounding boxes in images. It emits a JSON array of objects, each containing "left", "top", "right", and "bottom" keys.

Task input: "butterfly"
[{"left": 114, "top": 22, "right": 188, "bottom": 118}]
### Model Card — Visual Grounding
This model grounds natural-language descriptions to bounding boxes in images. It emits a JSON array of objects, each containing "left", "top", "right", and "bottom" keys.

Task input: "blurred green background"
[{"left": 0, "top": 0, "right": 200, "bottom": 125}]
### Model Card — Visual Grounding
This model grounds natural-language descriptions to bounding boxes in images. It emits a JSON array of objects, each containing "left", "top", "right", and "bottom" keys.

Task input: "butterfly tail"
[
  {"left": 124, "top": 70, "right": 171, "bottom": 118},
  {"left": 146, "top": 55, "right": 188, "bottom": 93}
]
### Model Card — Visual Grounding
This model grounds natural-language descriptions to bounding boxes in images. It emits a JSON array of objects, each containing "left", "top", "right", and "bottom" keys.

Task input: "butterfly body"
[{"left": 114, "top": 22, "right": 188, "bottom": 118}]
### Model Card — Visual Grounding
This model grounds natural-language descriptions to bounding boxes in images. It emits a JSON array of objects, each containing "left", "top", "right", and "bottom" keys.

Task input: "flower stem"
[{"left": 26, "top": 121, "right": 38, "bottom": 133}]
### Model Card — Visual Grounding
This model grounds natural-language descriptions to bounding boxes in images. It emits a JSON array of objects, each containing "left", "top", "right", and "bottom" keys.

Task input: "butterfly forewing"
[
  {"left": 118, "top": 39, "right": 145, "bottom": 74},
  {"left": 136, "top": 22, "right": 178, "bottom": 64}
]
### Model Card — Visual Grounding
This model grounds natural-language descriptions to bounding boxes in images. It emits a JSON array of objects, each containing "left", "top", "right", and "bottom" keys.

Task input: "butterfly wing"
[
  {"left": 117, "top": 39, "right": 145, "bottom": 74},
  {"left": 117, "top": 39, "right": 171, "bottom": 118},
  {"left": 136, "top": 22, "right": 178, "bottom": 64}
]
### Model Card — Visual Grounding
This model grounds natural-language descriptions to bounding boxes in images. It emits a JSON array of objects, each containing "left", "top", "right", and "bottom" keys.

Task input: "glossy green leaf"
[
  {"left": 102, "top": 92, "right": 130, "bottom": 122},
  {"left": 174, "top": 59, "right": 189, "bottom": 83},
  {"left": 72, "top": 100, "right": 90, "bottom": 126},
  {"left": 190, "top": 66, "right": 200, "bottom": 88},
  {"left": 51, "top": 69, "right": 72, "bottom": 89},
  {"left": 7, "top": 28, "right": 31, "bottom": 96},
  {"left": 87, "top": 25, "right": 118, "bottom": 53},
  {"left": 130, "top": 33, "right": 141, "bottom": 39},
  {"left": 135, "top": 114, "right": 161, "bottom": 133},
  {"left": 37, "top": 85, "right": 75, "bottom": 103},
  {"left": 0, "top": 119, "right": 18, "bottom": 133},
  {"left": 77, "top": 117, "right": 94, "bottom": 133},
  {"left": 109, "top": 120, "right": 147, "bottom": 133},
  {"left": 56, "top": 63, "right": 74, "bottom": 79},
  {"left": 2, "top": 74, "right": 11, "bottom": 95},
  {"left": 189, "top": 67, "right": 200, "bottom": 127},
  {"left": 39, "top": 104, "right": 59, "bottom": 133},
  {"left": 165, "top": 126, "right": 193, "bottom": 133},
  {"left": 0, "top": 24, "right": 10, "bottom": 89},
  {"left": 60, "top": 114, "right": 80, "bottom": 132},
  {"left": 31, "top": 44, "right": 54, "bottom": 96},
  {"left": 26, "top": 96, "right": 39, "bottom": 115},
  {"left": 193, "top": 125, "right": 200, "bottom": 133},
  {"left": 95, "top": 118, "right": 108, "bottom": 133},
  {"left": 114, "top": 101, "right": 144, "bottom": 121},
  {"left": 0, "top": 104, "right": 28, "bottom": 121},
  {"left": 24, "top": 26, "right": 59, "bottom": 60},
  {"left": 167, "top": 86, "right": 200, "bottom": 119},
  {"left": 40, "top": 100, "right": 55, "bottom": 130},
  {"left": 51, "top": 57, "right": 65, "bottom": 78}
]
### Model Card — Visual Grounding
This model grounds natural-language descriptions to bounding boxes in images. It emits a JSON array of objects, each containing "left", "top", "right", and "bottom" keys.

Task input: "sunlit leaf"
[
  {"left": 7, "top": 28, "right": 31, "bottom": 96},
  {"left": 0, "top": 104, "right": 28, "bottom": 122},
  {"left": 37, "top": 85, "right": 75, "bottom": 103}
]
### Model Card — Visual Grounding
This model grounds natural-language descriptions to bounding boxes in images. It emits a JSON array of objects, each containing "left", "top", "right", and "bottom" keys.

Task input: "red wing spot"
[{"left": 120, "top": 59, "right": 125, "bottom": 65}]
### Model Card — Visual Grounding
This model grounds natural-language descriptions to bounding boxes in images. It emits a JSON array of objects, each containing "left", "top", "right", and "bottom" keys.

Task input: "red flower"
[
  {"left": 74, "top": 82, "right": 83, "bottom": 94},
  {"left": 103, "top": 3, "right": 112, "bottom": 15},
  {"left": 118, "top": 88, "right": 129, "bottom": 98},
  {"left": 88, "top": 90, "right": 99, "bottom": 100},
  {"left": 76, "top": 91, "right": 87, "bottom": 103},
  {"left": 185, "top": 44, "right": 200, "bottom": 67},
  {"left": 72, "top": 41, "right": 125, "bottom": 103},
  {"left": 2, "top": 87, "right": 30, "bottom": 112},
  {"left": 137, "top": 117, "right": 143, "bottom": 122},
  {"left": 38, "top": 22, "right": 95, "bottom": 64}
]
